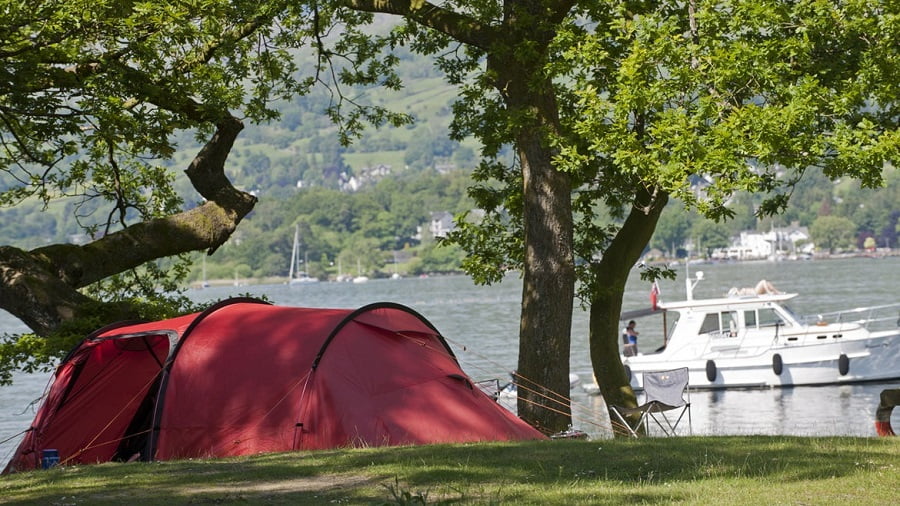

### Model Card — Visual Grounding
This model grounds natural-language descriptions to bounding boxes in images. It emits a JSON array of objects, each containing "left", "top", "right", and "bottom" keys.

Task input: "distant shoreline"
[{"left": 189, "top": 249, "right": 899, "bottom": 290}]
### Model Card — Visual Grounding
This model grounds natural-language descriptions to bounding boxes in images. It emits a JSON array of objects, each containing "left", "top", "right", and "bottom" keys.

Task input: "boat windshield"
[
  {"left": 781, "top": 304, "right": 800, "bottom": 320},
  {"left": 758, "top": 307, "right": 789, "bottom": 328},
  {"left": 664, "top": 314, "right": 680, "bottom": 344}
]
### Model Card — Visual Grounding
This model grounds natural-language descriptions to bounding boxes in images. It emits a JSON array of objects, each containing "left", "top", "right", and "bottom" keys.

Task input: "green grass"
[{"left": 2, "top": 437, "right": 898, "bottom": 505}]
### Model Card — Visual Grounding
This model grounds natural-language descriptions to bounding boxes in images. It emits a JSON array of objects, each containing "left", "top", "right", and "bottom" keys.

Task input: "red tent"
[{"left": 4, "top": 298, "right": 544, "bottom": 472}]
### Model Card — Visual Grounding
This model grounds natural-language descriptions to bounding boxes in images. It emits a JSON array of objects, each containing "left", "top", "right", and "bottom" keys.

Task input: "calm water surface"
[{"left": 2, "top": 256, "right": 898, "bottom": 462}]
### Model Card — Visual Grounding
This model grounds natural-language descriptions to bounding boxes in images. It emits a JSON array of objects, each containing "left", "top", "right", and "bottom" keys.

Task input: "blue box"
[{"left": 41, "top": 449, "right": 59, "bottom": 469}]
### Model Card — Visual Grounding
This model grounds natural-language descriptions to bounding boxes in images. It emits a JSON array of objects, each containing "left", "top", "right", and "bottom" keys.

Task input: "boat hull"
[{"left": 624, "top": 332, "right": 900, "bottom": 390}]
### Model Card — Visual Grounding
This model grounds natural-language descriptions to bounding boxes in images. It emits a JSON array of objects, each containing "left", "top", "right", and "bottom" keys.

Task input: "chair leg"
[
  {"left": 670, "top": 406, "right": 692, "bottom": 436},
  {"left": 610, "top": 408, "right": 640, "bottom": 437},
  {"left": 688, "top": 406, "right": 692, "bottom": 436},
  {"left": 647, "top": 408, "right": 691, "bottom": 436},
  {"left": 640, "top": 412, "right": 652, "bottom": 436},
  {"left": 647, "top": 412, "right": 672, "bottom": 436}
]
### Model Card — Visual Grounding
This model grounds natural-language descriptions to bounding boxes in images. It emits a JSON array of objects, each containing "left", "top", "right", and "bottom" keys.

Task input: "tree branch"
[
  {"left": 0, "top": 117, "right": 256, "bottom": 335},
  {"left": 341, "top": 0, "right": 498, "bottom": 49},
  {"left": 33, "top": 116, "right": 255, "bottom": 286},
  {"left": 0, "top": 245, "right": 96, "bottom": 336}
]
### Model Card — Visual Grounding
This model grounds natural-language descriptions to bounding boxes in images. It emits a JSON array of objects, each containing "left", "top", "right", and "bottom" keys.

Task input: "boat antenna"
[
  {"left": 685, "top": 260, "right": 689, "bottom": 297},
  {"left": 685, "top": 267, "right": 704, "bottom": 301}
]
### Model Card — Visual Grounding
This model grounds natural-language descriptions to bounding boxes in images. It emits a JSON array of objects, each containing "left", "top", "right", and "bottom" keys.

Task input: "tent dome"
[{"left": 4, "top": 299, "right": 544, "bottom": 472}]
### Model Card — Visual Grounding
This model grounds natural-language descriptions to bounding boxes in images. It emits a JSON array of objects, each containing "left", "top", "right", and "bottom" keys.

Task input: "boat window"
[
  {"left": 699, "top": 311, "right": 740, "bottom": 337},
  {"left": 744, "top": 310, "right": 757, "bottom": 329},
  {"left": 665, "top": 314, "right": 680, "bottom": 342},
  {"left": 699, "top": 313, "right": 719, "bottom": 335},
  {"left": 758, "top": 308, "right": 786, "bottom": 328},
  {"left": 723, "top": 311, "right": 739, "bottom": 337}
]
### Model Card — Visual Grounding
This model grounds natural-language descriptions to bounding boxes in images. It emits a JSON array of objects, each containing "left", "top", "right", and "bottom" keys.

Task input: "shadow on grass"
[{"left": 2, "top": 437, "right": 897, "bottom": 505}]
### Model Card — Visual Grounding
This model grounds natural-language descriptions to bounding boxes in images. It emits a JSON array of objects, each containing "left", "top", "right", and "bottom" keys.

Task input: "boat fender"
[
  {"left": 772, "top": 354, "right": 783, "bottom": 376},
  {"left": 705, "top": 360, "right": 717, "bottom": 383},
  {"left": 838, "top": 354, "right": 850, "bottom": 376},
  {"left": 875, "top": 388, "right": 899, "bottom": 437},
  {"left": 624, "top": 365, "right": 632, "bottom": 382}
]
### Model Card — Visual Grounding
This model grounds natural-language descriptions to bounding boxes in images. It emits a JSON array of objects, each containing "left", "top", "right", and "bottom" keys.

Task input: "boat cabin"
[{"left": 656, "top": 294, "right": 802, "bottom": 354}]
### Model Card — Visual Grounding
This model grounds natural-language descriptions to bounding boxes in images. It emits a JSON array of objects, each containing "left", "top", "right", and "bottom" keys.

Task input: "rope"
[
  {"left": 0, "top": 427, "right": 34, "bottom": 470},
  {"left": 505, "top": 373, "right": 611, "bottom": 435},
  {"left": 438, "top": 334, "right": 612, "bottom": 434},
  {"left": 365, "top": 328, "right": 616, "bottom": 436},
  {"left": 0, "top": 427, "right": 32, "bottom": 446},
  {"left": 60, "top": 428, "right": 154, "bottom": 466}
]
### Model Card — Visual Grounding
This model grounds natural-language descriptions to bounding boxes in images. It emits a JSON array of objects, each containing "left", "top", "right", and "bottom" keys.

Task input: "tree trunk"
[
  {"left": 494, "top": 58, "right": 575, "bottom": 434},
  {"left": 0, "top": 118, "right": 256, "bottom": 336},
  {"left": 589, "top": 187, "right": 667, "bottom": 436},
  {"left": 516, "top": 129, "right": 575, "bottom": 434}
]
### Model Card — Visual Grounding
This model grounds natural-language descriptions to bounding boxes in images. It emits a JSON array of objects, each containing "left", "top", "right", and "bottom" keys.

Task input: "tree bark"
[
  {"left": 0, "top": 117, "right": 256, "bottom": 336},
  {"left": 491, "top": 49, "right": 575, "bottom": 434},
  {"left": 589, "top": 187, "right": 667, "bottom": 436},
  {"left": 515, "top": 127, "right": 575, "bottom": 433}
]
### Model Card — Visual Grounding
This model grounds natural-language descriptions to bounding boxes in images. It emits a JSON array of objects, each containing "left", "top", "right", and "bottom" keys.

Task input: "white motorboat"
[{"left": 615, "top": 273, "right": 900, "bottom": 390}]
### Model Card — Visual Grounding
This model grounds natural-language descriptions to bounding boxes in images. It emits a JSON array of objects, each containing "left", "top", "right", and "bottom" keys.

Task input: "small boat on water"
[
  {"left": 352, "top": 258, "right": 368, "bottom": 283},
  {"left": 290, "top": 273, "right": 319, "bottom": 285},
  {"left": 288, "top": 225, "right": 319, "bottom": 285},
  {"left": 609, "top": 273, "right": 900, "bottom": 390}
]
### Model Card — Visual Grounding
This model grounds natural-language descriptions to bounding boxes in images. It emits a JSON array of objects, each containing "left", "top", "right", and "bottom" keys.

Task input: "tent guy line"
[{"left": 438, "top": 333, "right": 609, "bottom": 435}]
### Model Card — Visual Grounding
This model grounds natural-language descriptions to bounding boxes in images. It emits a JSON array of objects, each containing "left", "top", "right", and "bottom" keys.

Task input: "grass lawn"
[{"left": 1, "top": 437, "right": 897, "bottom": 505}]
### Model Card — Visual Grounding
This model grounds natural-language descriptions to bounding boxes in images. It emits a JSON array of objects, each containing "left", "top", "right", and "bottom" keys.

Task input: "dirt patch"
[{"left": 185, "top": 473, "right": 379, "bottom": 495}]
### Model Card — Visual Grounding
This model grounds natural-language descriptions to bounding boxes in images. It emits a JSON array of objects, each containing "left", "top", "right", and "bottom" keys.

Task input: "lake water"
[{"left": 2, "top": 256, "right": 898, "bottom": 463}]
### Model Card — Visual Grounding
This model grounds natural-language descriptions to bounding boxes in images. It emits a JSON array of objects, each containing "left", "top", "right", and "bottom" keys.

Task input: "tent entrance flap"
[{"left": 113, "top": 374, "right": 163, "bottom": 462}]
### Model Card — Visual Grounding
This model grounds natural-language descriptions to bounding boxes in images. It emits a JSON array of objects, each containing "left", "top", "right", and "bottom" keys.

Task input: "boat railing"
[{"left": 801, "top": 302, "right": 900, "bottom": 332}]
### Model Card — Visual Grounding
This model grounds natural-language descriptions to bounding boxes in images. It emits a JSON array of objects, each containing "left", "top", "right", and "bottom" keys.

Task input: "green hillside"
[{"left": 1, "top": 46, "right": 898, "bottom": 284}]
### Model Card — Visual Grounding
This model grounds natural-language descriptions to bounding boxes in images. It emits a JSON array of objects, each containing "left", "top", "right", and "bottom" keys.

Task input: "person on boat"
[{"left": 622, "top": 320, "right": 639, "bottom": 357}]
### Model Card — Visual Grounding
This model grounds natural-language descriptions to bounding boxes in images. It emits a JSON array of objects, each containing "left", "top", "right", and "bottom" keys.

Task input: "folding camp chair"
[{"left": 610, "top": 367, "right": 691, "bottom": 437}]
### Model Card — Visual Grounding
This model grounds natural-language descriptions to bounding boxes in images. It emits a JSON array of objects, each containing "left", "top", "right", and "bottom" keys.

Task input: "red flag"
[{"left": 650, "top": 281, "right": 660, "bottom": 310}]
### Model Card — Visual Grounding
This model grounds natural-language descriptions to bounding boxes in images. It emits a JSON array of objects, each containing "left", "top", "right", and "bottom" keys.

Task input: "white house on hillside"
[
  {"left": 713, "top": 231, "right": 773, "bottom": 260},
  {"left": 712, "top": 222, "right": 814, "bottom": 260},
  {"left": 429, "top": 211, "right": 455, "bottom": 239}
]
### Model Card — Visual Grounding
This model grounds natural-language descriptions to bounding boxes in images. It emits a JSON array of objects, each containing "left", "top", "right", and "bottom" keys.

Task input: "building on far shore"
[{"left": 712, "top": 222, "right": 814, "bottom": 261}]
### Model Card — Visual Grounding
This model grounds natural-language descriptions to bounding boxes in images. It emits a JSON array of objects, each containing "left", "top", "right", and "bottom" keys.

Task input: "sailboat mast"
[{"left": 289, "top": 225, "right": 299, "bottom": 280}]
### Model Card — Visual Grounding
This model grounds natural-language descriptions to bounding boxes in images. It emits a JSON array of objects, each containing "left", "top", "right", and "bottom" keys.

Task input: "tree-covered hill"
[
  {"left": 201, "top": 167, "right": 477, "bottom": 282},
  {"left": 1, "top": 45, "right": 896, "bottom": 281},
  {"left": 191, "top": 162, "right": 900, "bottom": 284}
]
